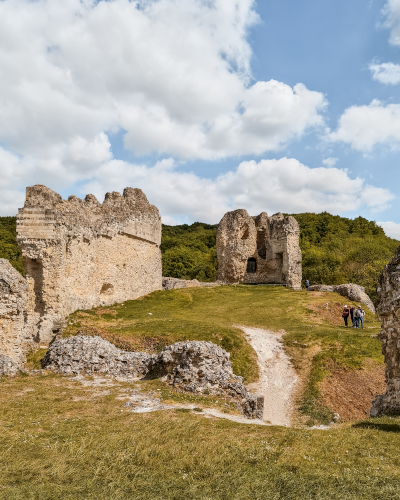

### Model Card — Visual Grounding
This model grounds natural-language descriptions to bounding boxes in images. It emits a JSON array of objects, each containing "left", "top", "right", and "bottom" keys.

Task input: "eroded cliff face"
[
  {"left": 216, "top": 209, "right": 302, "bottom": 289},
  {"left": 371, "top": 246, "right": 400, "bottom": 416},
  {"left": 7, "top": 184, "right": 162, "bottom": 354}
]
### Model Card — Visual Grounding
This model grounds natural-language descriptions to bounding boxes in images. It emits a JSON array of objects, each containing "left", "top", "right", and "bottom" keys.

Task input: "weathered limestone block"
[
  {"left": 42, "top": 336, "right": 264, "bottom": 419},
  {"left": 371, "top": 246, "right": 400, "bottom": 417},
  {"left": 16, "top": 185, "right": 162, "bottom": 345},
  {"left": 41, "top": 335, "right": 152, "bottom": 377},
  {"left": 162, "top": 277, "right": 220, "bottom": 290},
  {"left": 147, "top": 340, "right": 264, "bottom": 419},
  {"left": 216, "top": 209, "right": 302, "bottom": 289},
  {"left": 0, "top": 353, "right": 20, "bottom": 377},
  {"left": 0, "top": 259, "right": 39, "bottom": 365},
  {"left": 309, "top": 283, "right": 375, "bottom": 313}
]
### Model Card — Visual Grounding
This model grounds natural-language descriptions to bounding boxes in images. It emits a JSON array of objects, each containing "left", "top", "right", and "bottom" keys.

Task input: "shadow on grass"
[{"left": 352, "top": 421, "right": 400, "bottom": 433}]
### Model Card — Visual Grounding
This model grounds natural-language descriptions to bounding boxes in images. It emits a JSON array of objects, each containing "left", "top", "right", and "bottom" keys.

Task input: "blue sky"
[{"left": 1, "top": 0, "right": 400, "bottom": 235}]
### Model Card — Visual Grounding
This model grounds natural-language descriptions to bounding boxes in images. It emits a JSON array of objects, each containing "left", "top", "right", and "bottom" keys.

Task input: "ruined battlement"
[
  {"left": 216, "top": 209, "right": 302, "bottom": 289},
  {"left": 4, "top": 185, "right": 163, "bottom": 357}
]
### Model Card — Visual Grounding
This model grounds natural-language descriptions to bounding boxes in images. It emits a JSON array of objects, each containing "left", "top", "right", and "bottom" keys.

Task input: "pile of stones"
[{"left": 41, "top": 335, "right": 264, "bottom": 419}]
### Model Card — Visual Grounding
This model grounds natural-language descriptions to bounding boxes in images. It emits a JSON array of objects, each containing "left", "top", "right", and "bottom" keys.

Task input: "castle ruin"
[
  {"left": 0, "top": 185, "right": 162, "bottom": 366},
  {"left": 216, "top": 209, "right": 302, "bottom": 289},
  {"left": 371, "top": 245, "right": 400, "bottom": 416}
]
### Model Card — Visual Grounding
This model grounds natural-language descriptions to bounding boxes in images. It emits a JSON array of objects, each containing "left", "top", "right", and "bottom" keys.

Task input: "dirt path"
[{"left": 239, "top": 326, "right": 298, "bottom": 426}]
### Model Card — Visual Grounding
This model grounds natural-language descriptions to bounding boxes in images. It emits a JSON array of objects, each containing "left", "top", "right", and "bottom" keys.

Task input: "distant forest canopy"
[
  {"left": 1, "top": 213, "right": 399, "bottom": 303},
  {"left": 162, "top": 212, "right": 400, "bottom": 303}
]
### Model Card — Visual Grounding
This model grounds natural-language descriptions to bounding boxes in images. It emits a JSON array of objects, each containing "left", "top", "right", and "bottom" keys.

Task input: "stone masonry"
[
  {"left": 0, "top": 184, "right": 162, "bottom": 366},
  {"left": 42, "top": 335, "right": 264, "bottom": 419},
  {"left": 0, "top": 259, "right": 38, "bottom": 366},
  {"left": 216, "top": 209, "right": 302, "bottom": 289},
  {"left": 371, "top": 246, "right": 400, "bottom": 416}
]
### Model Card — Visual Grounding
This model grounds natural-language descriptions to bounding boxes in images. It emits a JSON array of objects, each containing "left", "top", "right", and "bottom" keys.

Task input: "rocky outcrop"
[
  {"left": 0, "top": 259, "right": 39, "bottom": 365},
  {"left": 370, "top": 246, "right": 400, "bottom": 417},
  {"left": 41, "top": 335, "right": 264, "bottom": 419},
  {"left": 41, "top": 335, "right": 152, "bottom": 377},
  {"left": 12, "top": 184, "right": 162, "bottom": 351},
  {"left": 216, "top": 209, "right": 302, "bottom": 289},
  {"left": 309, "top": 283, "right": 375, "bottom": 313},
  {"left": 162, "top": 277, "right": 220, "bottom": 290},
  {"left": 0, "top": 353, "right": 20, "bottom": 377}
]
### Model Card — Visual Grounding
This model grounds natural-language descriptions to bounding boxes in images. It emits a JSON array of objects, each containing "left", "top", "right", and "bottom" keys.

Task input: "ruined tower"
[
  {"left": 0, "top": 185, "right": 162, "bottom": 366},
  {"left": 371, "top": 246, "right": 400, "bottom": 416},
  {"left": 216, "top": 209, "right": 302, "bottom": 289}
]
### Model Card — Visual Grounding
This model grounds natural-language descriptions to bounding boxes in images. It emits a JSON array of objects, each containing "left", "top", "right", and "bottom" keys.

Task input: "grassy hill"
[
  {"left": 0, "top": 216, "right": 24, "bottom": 275},
  {"left": 1, "top": 285, "right": 396, "bottom": 499}
]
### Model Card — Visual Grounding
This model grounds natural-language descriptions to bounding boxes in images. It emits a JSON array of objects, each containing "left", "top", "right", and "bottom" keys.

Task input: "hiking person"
[
  {"left": 342, "top": 305, "right": 350, "bottom": 327},
  {"left": 358, "top": 305, "right": 365, "bottom": 329},
  {"left": 305, "top": 279, "right": 310, "bottom": 292},
  {"left": 350, "top": 306, "right": 355, "bottom": 327},
  {"left": 353, "top": 307, "right": 361, "bottom": 328}
]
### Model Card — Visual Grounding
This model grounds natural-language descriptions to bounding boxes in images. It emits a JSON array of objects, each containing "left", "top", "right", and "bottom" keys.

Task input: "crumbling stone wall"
[
  {"left": 216, "top": 209, "right": 302, "bottom": 289},
  {"left": 371, "top": 246, "right": 400, "bottom": 416},
  {"left": 10, "top": 184, "right": 162, "bottom": 353},
  {"left": 0, "top": 259, "right": 39, "bottom": 365},
  {"left": 41, "top": 335, "right": 264, "bottom": 419}
]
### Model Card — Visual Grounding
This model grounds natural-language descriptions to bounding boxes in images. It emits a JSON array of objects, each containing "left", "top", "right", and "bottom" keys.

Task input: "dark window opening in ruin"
[
  {"left": 240, "top": 225, "right": 249, "bottom": 240},
  {"left": 0, "top": 279, "right": 11, "bottom": 294},
  {"left": 246, "top": 257, "right": 257, "bottom": 273},
  {"left": 23, "top": 257, "right": 45, "bottom": 315},
  {"left": 256, "top": 230, "right": 266, "bottom": 259}
]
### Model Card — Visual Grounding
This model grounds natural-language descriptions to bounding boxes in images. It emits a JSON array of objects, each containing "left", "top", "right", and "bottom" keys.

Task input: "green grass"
[
  {"left": 1, "top": 371, "right": 400, "bottom": 500},
  {"left": 62, "top": 285, "right": 382, "bottom": 425}
]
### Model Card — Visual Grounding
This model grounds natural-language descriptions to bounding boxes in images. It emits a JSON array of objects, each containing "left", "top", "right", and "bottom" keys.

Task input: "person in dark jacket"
[
  {"left": 350, "top": 306, "right": 355, "bottom": 327},
  {"left": 342, "top": 305, "right": 350, "bottom": 327},
  {"left": 305, "top": 279, "right": 310, "bottom": 292}
]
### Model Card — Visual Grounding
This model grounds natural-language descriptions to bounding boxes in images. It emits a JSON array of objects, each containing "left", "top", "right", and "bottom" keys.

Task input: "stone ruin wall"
[
  {"left": 371, "top": 245, "right": 400, "bottom": 416},
  {"left": 216, "top": 209, "right": 302, "bottom": 289},
  {"left": 0, "top": 184, "right": 162, "bottom": 366}
]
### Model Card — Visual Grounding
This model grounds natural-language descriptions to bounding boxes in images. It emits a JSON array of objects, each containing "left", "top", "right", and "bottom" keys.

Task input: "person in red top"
[{"left": 342, "top": 305, "right": 350, "bottom": 327}]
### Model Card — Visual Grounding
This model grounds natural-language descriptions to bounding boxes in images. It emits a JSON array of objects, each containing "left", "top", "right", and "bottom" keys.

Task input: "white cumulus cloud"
[
  {"left": 79, "top": 155, "right": 395, "bottom": 223},
  {"left": 378, "top": 221, "right": 400, "bottom": 239},
  {"left": 0, "top": 0, "right": 326, "bottom": 163},
  {"left": 382, "top": 0, "right": 400, "bottom": 46},
  {"left": 369, "top": 62, "right": 400, "bottom": 84},
  {"left": 328, "top": 99, "right": 400, "bottom": 151}
]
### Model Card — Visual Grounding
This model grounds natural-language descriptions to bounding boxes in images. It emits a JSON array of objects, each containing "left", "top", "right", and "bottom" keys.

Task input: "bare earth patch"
[
  {"left": 320, "top": 360, "right": 385, "bottom": 422},
  {"left": 239, "top": 326, "right": 298, "bottom": 426}
]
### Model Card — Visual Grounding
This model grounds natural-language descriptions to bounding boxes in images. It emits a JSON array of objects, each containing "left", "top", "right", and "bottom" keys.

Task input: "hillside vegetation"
[
  {"left": 1, "top": 286, "right": 394, "bottom": 499},
  {"left": 0, "top": 216, "right": 24, "bottom": 275},
  {"left": 162, "top": 213, "right": 400, "bottom": 302}
]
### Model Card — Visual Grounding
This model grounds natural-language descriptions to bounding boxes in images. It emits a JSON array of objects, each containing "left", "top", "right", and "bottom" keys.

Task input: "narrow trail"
[{"left": 239, "top": 326, "right": 298, "bottom": 426}]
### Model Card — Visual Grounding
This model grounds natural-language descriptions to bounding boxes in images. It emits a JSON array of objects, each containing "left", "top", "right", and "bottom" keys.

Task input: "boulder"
[
  {"left": 309, "top": 283, "right": 375, "bottom": 313},
  {"left": 41, "top": 335, "right": 264, "bottom": 419}
]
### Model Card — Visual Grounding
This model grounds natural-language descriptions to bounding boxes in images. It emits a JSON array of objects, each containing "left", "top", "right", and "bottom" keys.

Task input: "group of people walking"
[{"left": 342, "top": 305, "right": 365, "bottom": 328}]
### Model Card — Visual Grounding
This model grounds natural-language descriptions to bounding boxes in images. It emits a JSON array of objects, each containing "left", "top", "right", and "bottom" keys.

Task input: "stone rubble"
[
  {"left": 41, "top": 335, "right": 152, "bottom": 378},
  {"left": 162, "top": 277, "right": 220, "bottom": 290},
  {"left": 309, "top": 283, "right": 375, "bottom": 313},
  {"left": 0, "top": 353, "right": 20, "bottom": 377},
  {"left": 41, "top": 335, "right": 264, "bottom": 419},
  {"left": 370, "top": 246, "right": 400, "bottom": 417}
]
